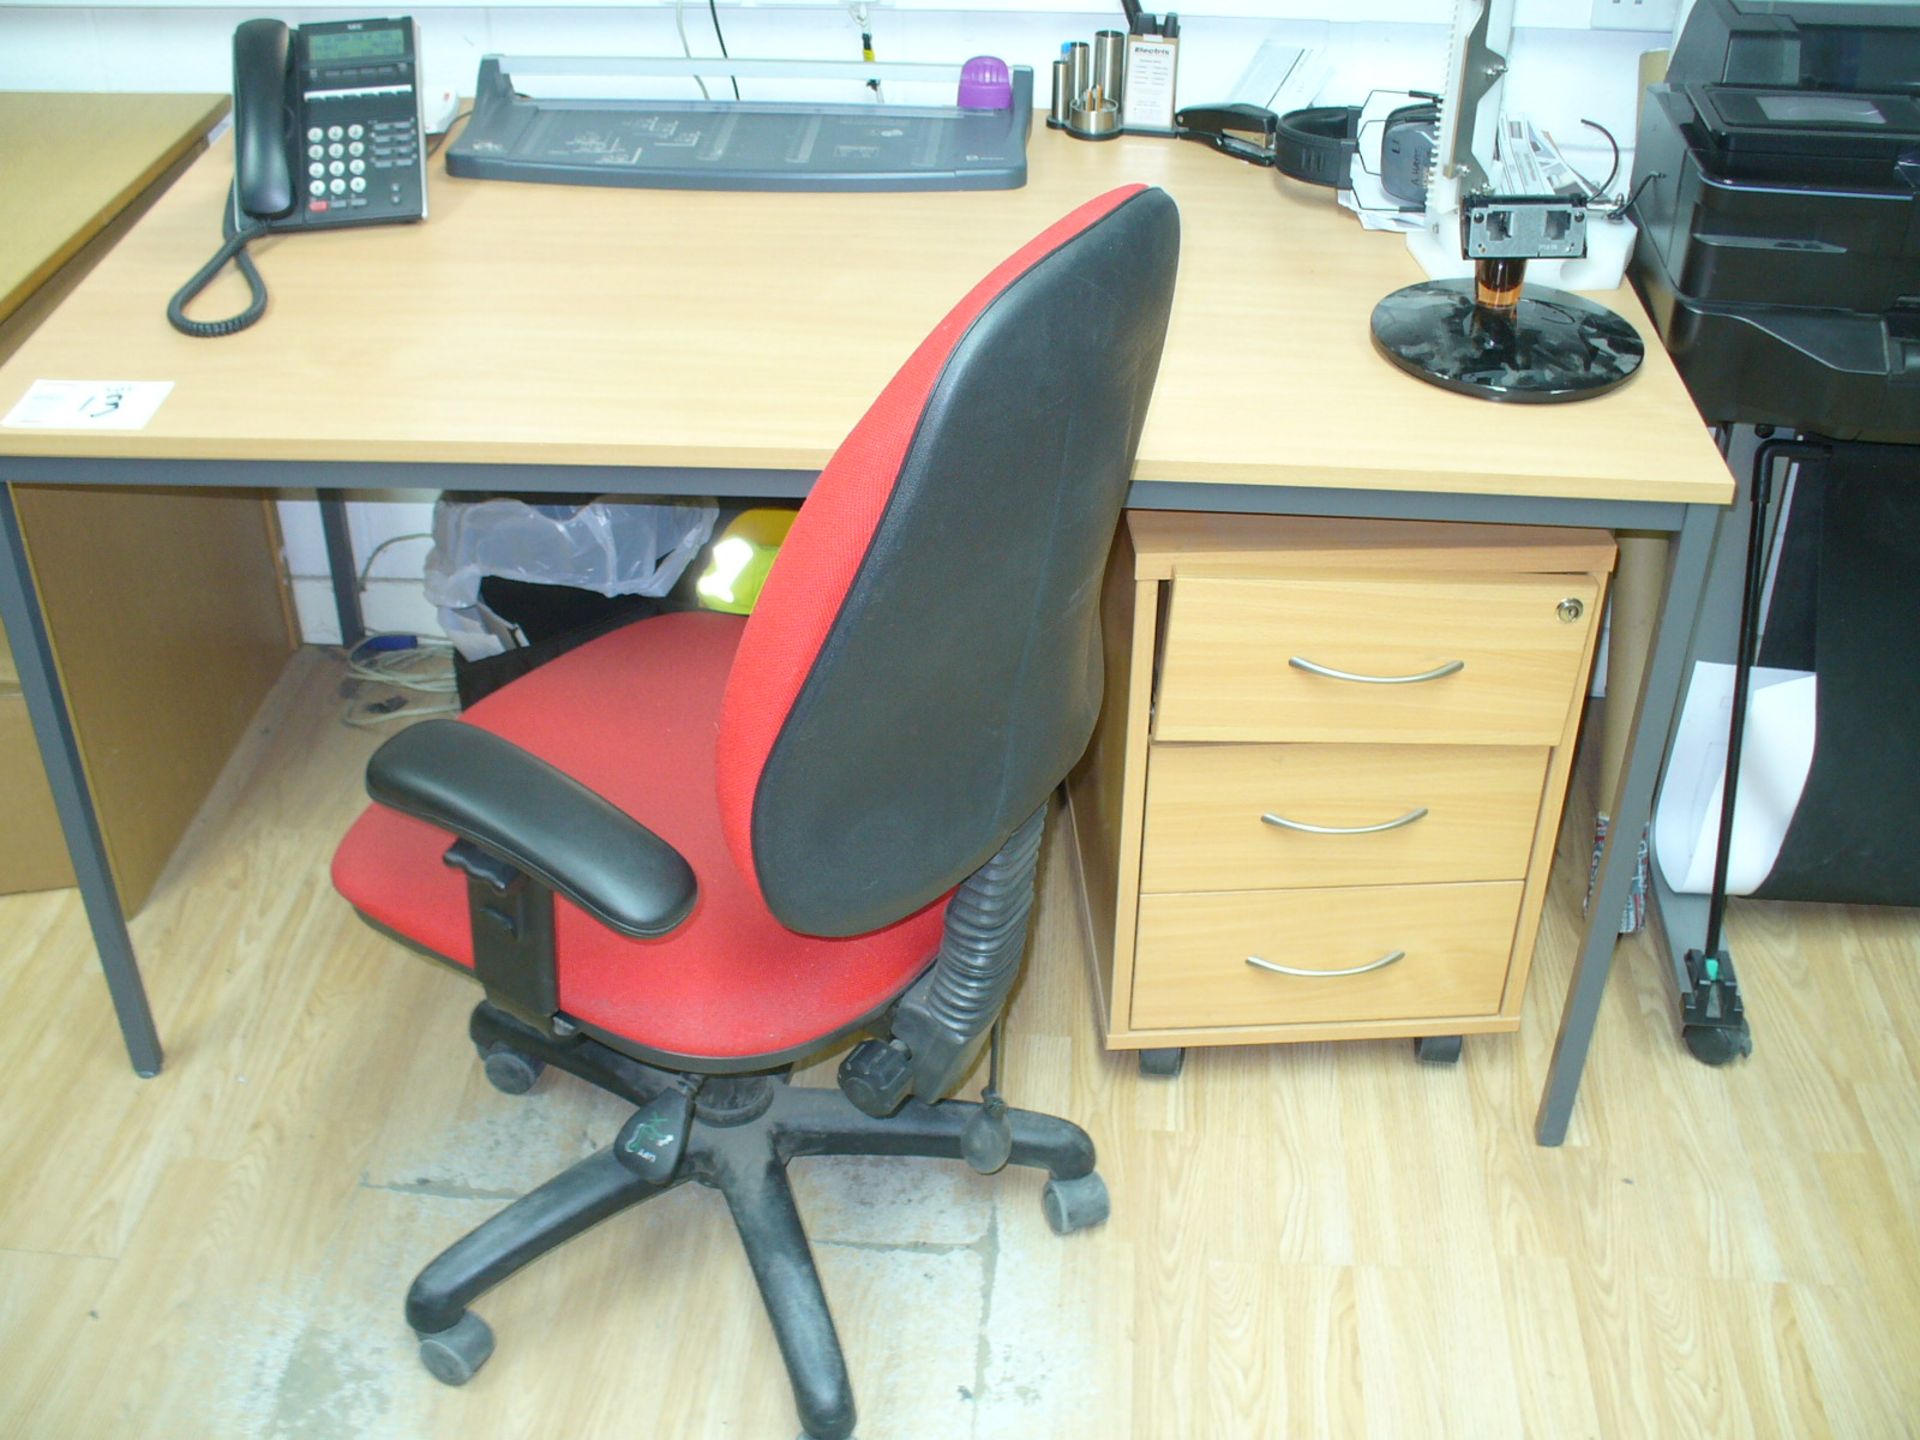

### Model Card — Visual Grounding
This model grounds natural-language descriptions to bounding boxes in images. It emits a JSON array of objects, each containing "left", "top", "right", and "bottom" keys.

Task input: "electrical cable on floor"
[
  {"left": 346, "top": 633, "right": 456, "bottom": 693},
  {"left": 342, "top": 632, "right": 459, "bottom": 728},
  {"left": 341, "top": 531, "right": 458, "bottom": 727}
]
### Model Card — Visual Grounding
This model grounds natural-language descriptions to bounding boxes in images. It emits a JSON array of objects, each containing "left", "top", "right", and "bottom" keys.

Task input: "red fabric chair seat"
[{"left": 332, "top": 611, "right": 948, "bottom": 1063}]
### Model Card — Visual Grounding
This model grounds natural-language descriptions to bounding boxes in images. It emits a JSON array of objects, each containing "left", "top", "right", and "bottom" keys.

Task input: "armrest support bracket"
[
  {"left": 445, "top": 838, "right": 559, "bottom": 1031},
  {"left": 366, "top": 719, "right": 699, "bottom": 1034}
]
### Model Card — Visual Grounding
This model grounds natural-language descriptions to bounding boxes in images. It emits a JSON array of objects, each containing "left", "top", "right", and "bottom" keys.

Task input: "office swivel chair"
[{"left": 330, "top": 183, "right": 1179, "bottom": 1440}]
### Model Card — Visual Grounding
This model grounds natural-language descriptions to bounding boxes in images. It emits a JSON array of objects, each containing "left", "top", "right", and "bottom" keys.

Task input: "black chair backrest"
[{"left": 717, "top": 185, "right": 1181, "bottom": 936}]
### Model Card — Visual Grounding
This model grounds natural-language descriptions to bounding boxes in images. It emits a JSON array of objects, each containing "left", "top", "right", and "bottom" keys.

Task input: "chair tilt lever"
[
  {"left": 444, "top": 838, "right": 560, "bottom": 1033},
  {"left": 615, "top": 1076, "right": 701, "bottom": 1184}
]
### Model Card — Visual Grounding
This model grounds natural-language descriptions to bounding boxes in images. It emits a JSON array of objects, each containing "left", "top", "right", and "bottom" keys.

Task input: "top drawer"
[{"left": 1154, "top": 573, "right": 1599, "bottom": 745}]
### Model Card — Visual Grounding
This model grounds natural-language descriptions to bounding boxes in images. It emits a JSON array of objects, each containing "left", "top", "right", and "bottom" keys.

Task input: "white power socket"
[{"left": 1591, "top": 0, "right": 1679, "bottom": 32}]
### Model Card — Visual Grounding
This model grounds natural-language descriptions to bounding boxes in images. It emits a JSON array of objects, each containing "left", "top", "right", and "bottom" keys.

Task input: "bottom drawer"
[{"left": 1131, "top": 882, "right": 1522, "bottom": 1030}]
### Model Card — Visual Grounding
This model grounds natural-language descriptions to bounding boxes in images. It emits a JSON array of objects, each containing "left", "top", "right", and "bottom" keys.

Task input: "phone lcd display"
[{"left": 308, "top": 28, "right": 406, "bottom": 62}]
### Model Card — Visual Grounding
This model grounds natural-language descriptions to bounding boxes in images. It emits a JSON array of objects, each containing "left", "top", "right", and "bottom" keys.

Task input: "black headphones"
[
  {"left": 1175, "top": 98, "right": 1438, "bottom": 201},
  {"left": 1274, "top": 104, "right": 1366, "bottom": 187}
]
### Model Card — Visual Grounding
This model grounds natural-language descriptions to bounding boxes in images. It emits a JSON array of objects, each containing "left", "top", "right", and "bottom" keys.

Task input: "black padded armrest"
[{"left": 366, "top": 720, "right": 697, "bottom": 939}]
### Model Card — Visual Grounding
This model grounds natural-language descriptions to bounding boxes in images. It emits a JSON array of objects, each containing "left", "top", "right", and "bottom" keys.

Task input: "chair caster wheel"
[
  {"left": 1413, "top": 1036, "right": 1462, "bottom": 1065},
  {"left": 417, "top": 1311, "right": 494, "bottom": 1386},
  {"left": 1683, "top": 1020, "right": 1752, "bottom": 1066},
  {"left": 482, "top": 1045, "right": 546, "bottom": 1096},
  {"left": 1137, "top": 1047, "right": 1185, "bottom": 1078},
  {"left": 1042, "top": 1173, "right": 1110, "bottom": 1236},
  {"left": 961, "top": 1105, "right": 1014, "bottom": 1175}
]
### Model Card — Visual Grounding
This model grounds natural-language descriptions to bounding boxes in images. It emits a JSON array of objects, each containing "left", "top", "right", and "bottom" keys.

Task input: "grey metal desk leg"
[
  {"left": 0, "top": 482, "right": 161, "bottom": 1076},
  {"left": 1534, "top": 500, "right": 1717, "bottom": 1145},
  {"left": 318, "top": 492, "right": 365, "bottom": 647}
]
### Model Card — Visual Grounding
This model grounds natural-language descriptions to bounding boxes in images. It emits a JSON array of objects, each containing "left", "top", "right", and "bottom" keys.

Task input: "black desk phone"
[
  {"left": 169, "top": 16, "right": 427, "bottom": 337},
  {"left": 234, "top": 17, "right": 427, "bottom": 231}
]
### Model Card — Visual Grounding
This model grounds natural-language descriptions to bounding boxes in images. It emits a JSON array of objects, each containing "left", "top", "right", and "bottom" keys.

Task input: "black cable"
[
  {"left": 1616, "top": 168, "right": 1661, "bottom": 223},
  {"left": 707, "top": 0, "right": 741, "bottom": 101},
  {"left": 427, "top": 107, "right": 474, "bottom": 157},
  {"left": 1703, "top": 438, "right": 1826, "bottom": 955},
  {"left": 167, "top": 185, "right": 270, "bottom": 338},
  {"left": 1579, "top": 117, "right": 1621, "bottom": 198},
  {"left": 1705, "top": 449, "right": 1779, "bottom": 956}
]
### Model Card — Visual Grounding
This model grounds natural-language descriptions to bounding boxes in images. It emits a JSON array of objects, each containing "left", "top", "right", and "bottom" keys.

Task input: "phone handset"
[
  {"left": 232, "top": 19, "right": 296, "bottom": 222},
  {"left": 167, "top": 18, "right": 287, "bottom": 336}
]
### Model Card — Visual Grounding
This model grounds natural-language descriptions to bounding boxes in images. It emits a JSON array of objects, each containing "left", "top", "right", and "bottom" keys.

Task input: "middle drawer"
[{"left": 1140, "top": 743, "right": 1548, "bottom": 893}]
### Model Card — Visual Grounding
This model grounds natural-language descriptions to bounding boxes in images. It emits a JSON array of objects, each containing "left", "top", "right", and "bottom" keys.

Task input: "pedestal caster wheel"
[
  {"left": 481, "top": 1044, "right": 546, "bottom": 1096},
  {"left": 1413, "top": 1035, "right": 1463, "bottom": 1065},
  {"left": 1042, "top": 1173, "right": 1111, "bottom": 1235},
  {"left": 417, "top": 1311, "right": 494, "bottom": 1386},
  {"left": 1137, "top": 1047, "right": 1185, "bottom": 1078}
]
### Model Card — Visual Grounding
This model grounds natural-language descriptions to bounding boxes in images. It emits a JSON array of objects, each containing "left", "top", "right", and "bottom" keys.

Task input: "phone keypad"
[{"left": 302, "top": 102, "right": 421, "bottom": 221}]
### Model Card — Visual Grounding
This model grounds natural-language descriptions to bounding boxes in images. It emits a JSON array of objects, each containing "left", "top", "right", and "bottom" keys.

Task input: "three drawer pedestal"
[{"left": 1067, "top": 512, "right": 1615, "bottom": 1071}]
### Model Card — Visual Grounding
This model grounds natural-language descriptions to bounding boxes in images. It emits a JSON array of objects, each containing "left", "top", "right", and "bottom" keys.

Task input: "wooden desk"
[
  {"left": 0, "top": 120, "right": 1731, "bottom": 1141},
  {"left": 0, "top": 94, "right": 293, "bottom": 914},
  {"left": 0, "top": 94, "right": 230, "bottom": 330}
]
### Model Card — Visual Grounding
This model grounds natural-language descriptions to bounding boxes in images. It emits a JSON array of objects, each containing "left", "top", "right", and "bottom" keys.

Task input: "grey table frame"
[{"left": 0, "top": 455, "right": 1721, "bottom": 1145}]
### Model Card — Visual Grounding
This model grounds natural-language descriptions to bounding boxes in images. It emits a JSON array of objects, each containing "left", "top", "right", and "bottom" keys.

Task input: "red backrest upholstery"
[{"left": 715, "top": 185, "right": 1180, "bottom": 937}]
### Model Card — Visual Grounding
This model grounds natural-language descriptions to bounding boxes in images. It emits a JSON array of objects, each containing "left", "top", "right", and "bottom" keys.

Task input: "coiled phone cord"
[{"left": 167, "top": 186, "right": 270, "bottom": 338}]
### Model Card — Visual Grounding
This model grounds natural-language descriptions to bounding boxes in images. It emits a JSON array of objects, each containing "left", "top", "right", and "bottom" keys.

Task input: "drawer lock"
[{"left": 1556, "top": 597, "right": 1585, "bottom": 623}]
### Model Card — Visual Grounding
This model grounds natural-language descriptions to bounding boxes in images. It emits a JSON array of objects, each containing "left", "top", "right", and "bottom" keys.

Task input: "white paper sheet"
[
  {"left": 1654, "top": 662, "right": 1818, "bottom": 896},
  {"left": 3, "top": 380, "right": 174, "bottom": 431}
]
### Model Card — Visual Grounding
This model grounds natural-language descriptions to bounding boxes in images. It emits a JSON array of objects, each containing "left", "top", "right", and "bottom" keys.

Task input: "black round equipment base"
[{"left": 1370, "top": 278, "right": 1644, "bottom": 403}]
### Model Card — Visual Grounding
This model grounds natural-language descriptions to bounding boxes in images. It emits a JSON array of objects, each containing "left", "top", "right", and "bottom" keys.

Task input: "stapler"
[
  {"left": 1176, "top": 101, "right": 1418, "bottom": 194},
  {"left": 1173, "top": 102, "right": 1278, "bottom": 167}
]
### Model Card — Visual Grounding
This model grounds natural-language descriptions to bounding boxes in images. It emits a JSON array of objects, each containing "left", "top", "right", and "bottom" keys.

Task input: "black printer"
[{"left": 1630, "top": 0, "right": 1920, "bottom": 442}]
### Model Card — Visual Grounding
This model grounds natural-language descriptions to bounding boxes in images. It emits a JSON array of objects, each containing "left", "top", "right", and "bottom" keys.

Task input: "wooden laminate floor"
[{"left": 2, "top": 649, "right": 1916, "bottom": 1439}]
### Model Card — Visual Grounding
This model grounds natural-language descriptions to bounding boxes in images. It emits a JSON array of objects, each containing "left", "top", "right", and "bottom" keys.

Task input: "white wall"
[{"left": 0, "top": 2, "right": 1671, "bottom": 643}]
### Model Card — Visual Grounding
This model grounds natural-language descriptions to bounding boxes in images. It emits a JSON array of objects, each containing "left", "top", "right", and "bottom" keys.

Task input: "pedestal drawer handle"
[
  {"left": 1261, "top": 807, "right": 1429, "bottom": 836},
  {"left": 1287, "top": 656, "right": 1465, "bottom": 685},
  {"left": 1246, "top": 950, "right": 1407, "bottom": 979}
]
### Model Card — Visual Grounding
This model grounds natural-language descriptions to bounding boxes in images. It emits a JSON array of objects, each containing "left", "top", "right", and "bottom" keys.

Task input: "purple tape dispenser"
[{"left": 958, "top": 56, "right": 1014, "bottom": 111}]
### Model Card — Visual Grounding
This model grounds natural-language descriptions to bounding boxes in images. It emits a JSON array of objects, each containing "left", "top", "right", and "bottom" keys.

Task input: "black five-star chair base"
[{"left": 406, "top": 1004, "right": 1109, "bottom": 1440}]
